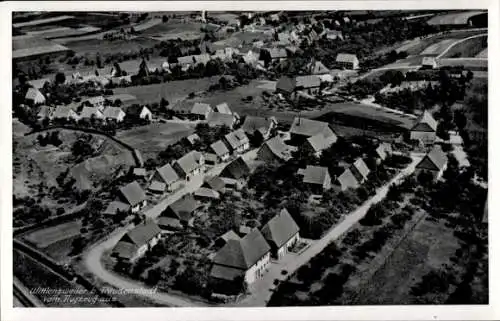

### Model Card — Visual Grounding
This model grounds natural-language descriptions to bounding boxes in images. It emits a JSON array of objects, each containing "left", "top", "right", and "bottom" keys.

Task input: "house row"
[
  {"left": 37, "top": 103, "right": 152, "bottom": 123},
  {"left": 210, "top": 208, "right": 300, "bottom": 286}
]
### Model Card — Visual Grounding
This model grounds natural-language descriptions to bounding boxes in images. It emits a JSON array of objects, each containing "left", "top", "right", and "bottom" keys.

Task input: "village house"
[
  {"left": 27, "top": 78, "right": 50, "bottom": 90},
  {"left": 241, "top": 116, "right": 278, "bottom": 141},
  {"left": 79, "top": 106, "right": 105, "bottom": 120},
  {"left": 415, "top": 145, "right": 448, "bottom": 181},
  {"left": 220, "top": 156, "right": 252, "bottom": 180},
  {"left": 150, "top": 163, "right": 181, "bottom": 192},
  {"left": 260, "top": 208, "right": 300, "bottom": 260},
  {"left": 37, "top": 105, "right": 54, "bottom": 120},
  {"left": 203, "top": 176, "right": 226, "bottom": 193},
  {"left": 216, "top": 230, "right": 240, "bottom": 247},
  {"left": 240, "top": 49, "right": 261, "bottom": 66},
  {"left": 335, "top": 53, "right": 359, "bottom": 70},
  {"left": 350, "top": 158, "right": 371, "bottom": 183},
  {"left": 298, "top": 165, "right": 332, "bottom": 191},
  {"left": 212, "top": 47, "right": 239, "bottom": 61},
  {"left": 410, "top": 110, "right": 438, "bottom": 144},
  {"left": 422, "top": 57, "right": 438, "bottom": 69},
  {"left": 276, "top": 75, "right": 322, "bottom": 95},
  {"left": 25, "top": 87, "right": 46, "bottom": 106},
  {"left": 210, "top": 228, "right": 271, "bottom": 286},
  {"left": 306, "top": 59, "right": 330, "bottom": 75},
  {"left": 207, "top": 112, "right": 237, "bottom": 129},
  {"left": 118, "top": 181, "right": 148, "bottom": 213},
  {"left": 224, "top": 129, "right": 250, "bottom": 154},
  {"left": 203, "top": 153, "right": 218, "bottom": 166},
  {"left": 185, "top": 133, "right": 201, "bottom": 146},
  {"left": 289, "top": 117, "right": 337, "bottom": 144},
  {"left": 260, "top": 47, "right": 288, "bottom": 63},
  {"left": 374, "top": 142, "right": 392, "bottom": 162},
  {"left": 103, "top": 201, "right": 130, "bottom": 216},
  {"left": 325, "top": 29, "right": 344, "bottom": 41},
  {"left": 132, "top": 167, "right": 147, "bottom": 179},
  {"left": 177, "top": 53, "right": 211, "bottom": 70},
  {"left": 210, "top": 140, "right": 231, "bottom": 162},
  {"left": 86, "top": 96, "right": 105, "bottom": 109},
  {"left": 194, "top": 187, "right": 221, "bottom": 201},
  {"left": 126, "top": 105, "right": 153, "bottom": 121},
  {"left": 52, "top": 105, "right": 80, "bottom": 121},
  {"left": 111, "top": 220, "right": 162, "bottom": 262},
  {"left": 173, "top": 151, "right": 206, "bottom": 181},
  {"left": 333, "top": 167, "right": 360, "bottom": 191},
  {"left": 159, "top": 194, "right": 199, "bottom": 229},
  {"left": 190, "top": 102, "right": 213, "bottom": 120},
  {"left": 257, "top": 136, "right": 297, "bottom": 163},
  {"left": 148, "top": 181, "right": 166, "bottom": 194},
  {"left": 303, "top": 131, "right": 338, "bottom": 157},
  {"left": 215, "top": 102, "right": 232, "bottom": 114},
  {"left": 103, "top": 106, "right": 126, "bottom": 122}
]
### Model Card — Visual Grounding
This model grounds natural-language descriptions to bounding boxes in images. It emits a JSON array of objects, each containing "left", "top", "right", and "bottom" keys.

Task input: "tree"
[
  {"left": 55, "top": 72, "right": 66, "bottom": 84},
  {"left": 454, "top": 110, "right": 467, "bottom": 131},
  {"left": 162, "top": 15, "right": 169, "bottom": 23},
  {"left": 436, "top": 122, "right": 450, "bottom": 141}
]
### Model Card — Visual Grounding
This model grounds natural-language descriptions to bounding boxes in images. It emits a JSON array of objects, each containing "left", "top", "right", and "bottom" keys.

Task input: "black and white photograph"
[{"left": 3, "top": 1, "right": 497, "bottom": 320}]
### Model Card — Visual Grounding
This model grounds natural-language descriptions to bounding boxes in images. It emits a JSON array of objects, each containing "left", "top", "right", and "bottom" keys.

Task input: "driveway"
[{"left": 232, "top": 155, "right": 422, "bottom": 307}]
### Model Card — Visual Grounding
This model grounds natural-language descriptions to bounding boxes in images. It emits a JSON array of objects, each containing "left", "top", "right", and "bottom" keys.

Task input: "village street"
[
  {"left": 83, "top": 148, "right": 259, "bottom": 307},
  {"left": 232, "top": 154, "right": 423, "bottom": 307}
]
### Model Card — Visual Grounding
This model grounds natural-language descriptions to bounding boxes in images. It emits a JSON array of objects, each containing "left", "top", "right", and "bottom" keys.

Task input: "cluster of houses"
[{"left": 35, "top": 95, "right": 153, "bottom": 123}]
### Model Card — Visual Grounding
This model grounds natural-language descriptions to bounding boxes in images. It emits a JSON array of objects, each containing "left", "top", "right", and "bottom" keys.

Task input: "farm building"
[
  {"left": 207, "top": 112, "right": 238, "bottom": 129},
  {"left": 289, "top": 117, "right": 337, "bottom": 144},
  {"left": 306, "top": 60, "right": 330, "bottom": 75},
  {"left": 52, "top": 105, "right": 80, "bottom": 121},
  {"left": 194, "top": 187, "right": 221, "bottom": 201},
  {"left": 111, "top": 220, "right": 162, "bottom": 262},
  {"left": 159, "top": 195, "right": 199, "bottom": 229},
  {"left": 260, "top": 47, "right": 288, "bottom": 62},
  {"left": 257, "top": 136, "right": 297, "bottom": 163},
  {"left": 224, "top": 129, "right": 250, "bottom": 154},
  {"left": 374, "top": 143, "right": 392, "bottom": 161},
  {"left": 37, "top": 105, "right": 54, "bottom": 120},
  {"left": 216, "top": 230, "right": 240, "bottom": 247},
  {"left": 260, "top": 208, "right": 300, "bottom": 260},
  {"left": 185, "top": 133, "right": 201, "bottom": 146},
  {"left": 150, "top": 164, "right": 181, "bottom": 192},
  {"left": 119, "top": 181, "right": 148, "bottom": 213},
  {"left": 191, "top": 102, "right": 213, "bottom": 120},
  {"left": 132, "top": 168, "right": 147, "bottom": 179},
  {"left": 410, "top": 110, "right": 438, "bottom": 144},
  {"left": 103, "top": 201, "right": 130, "bottom": 216},
  {"left": 79, "top": 106, "right": 105, "bottom": 120},
  {"left": 298, "top": 165, "right": 332, "bottom": 191},
  {"left": 27, "top": 78, "right": 51, "bottom": 90},
  {"left": 103, "top": 107, "right": 126, "bottom": 122},
  {"left": 173, "top": 151, "right": 206, "bottom": 180},
  {"left": 215, "top": 102, "right": 232, "bottom": 114},
  {"left": 276, "top": 75, "right": 322, "bottom": 95},
  {"left": 335, "top": 53, "right": 359, "bottom": 70},
  {"left": 303, "top": 132, "right": 338, "bottom": 157},
  {"left": 210, "top": 229, "right": 271, "bottom": 286},
  {"left": 127, "top": 105, "right": 153, "bottom": 121},
  {"left": 334, "top": 167, "right": 360, "bottom": 191},
  {"left": 220, "top": 157, "right": 252, "bottom": 180},
  {"left": 241, "top": 116, "right": 278, "bottom": 140},
  {"left": 415, "top": 145, "right": 448, "bottom": 181},
  {"left": 203, "top": 176, "right": 226, "bottom": 193},
  {"left": 421, "top": 57, "right": 438, "bottom": 69},
  {"left": 350, "top": 158, "right": 371, "bottom": 183},
  {"left": 177, "top": 54, "right": 211, "bottom": 70},
  {"left": 210, "top": 140, "right": 231, "bottom": 162},
  {"left": 325, "top": 29, "right": 344, "bottom": 41},
  {"left": 25, "top": 87, "right": 46, "bottom": 105}
]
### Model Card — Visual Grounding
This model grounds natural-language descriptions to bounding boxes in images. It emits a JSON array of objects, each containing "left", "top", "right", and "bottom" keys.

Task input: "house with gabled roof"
[
  {"left": 191, "top": 102, "right": 213, "bottom": 120},
  {"left": 306, "top": 59, "right": 330, "bottom": 75},
  {"left": 111, "top": 220, "right": 162, "bottom": 262},
  {"left": 207, "top": 112, "right": 237, "bottom": 129},
  {"left": 25, "top": 87, "right": 46, "bottom": 106},
  {"left": 203, "top": 175, "right": 226, "bottom": 193},
  {"left": 289, "top": 117, "right": 337, "bottom": 144},
  {"left": 276, "top": 75, "right": 322, "bottom": 95},
  {"left": 215, "top": 102, "right": 232, "bottom": 114},
  {"left": 37, "top": 105, "right": 54, "bottom": 120},
  {"left": 118, "top": 181, "right": 147, "bottom": 213},
  {"left": 220, "top": 156, "right": 252, "bottom": 180},
  {"left": 216, "top": 230, "right": 240, "bottom": 247},
  {"left": 257, "top": 136, "right": 297, "bottom": 163},
  {"left": 415, "top": 145, "right": 448, "bottom": 181},
  {"left": 127, "top": 105, "right": 153, "bottom": 121},
  {"left": 350, "top": 158, "right": 371, "bottom": 183},
  {"left": 260, "top": 47, "right": 288, "bottom": 62},
  {"left": 325, "top": 29, "right": 344, "bottom": 41},
  {"left": 173, "top": 151, "right": 205, "bottom": 180},
  {"left": 374, "top": 142, "right": 392, "bottom": 161},
  {"left": 177, "top": 54, "right": 211, "bottom": 70},
  {"left": 194, "top": 187, "right": 220, "bottom": 201},
  {"left": 410, "top": 110, "right": 438, "bottom": 144},
  {"left": 333, "top": 167, "right": 360, "bottom": 191},
  {"left": 260, "top": 208, "right": 300, "bottom": 260},
  {"left": 103, "top": 201, "right": 130, "bottom": 216},
  {"left": 224, "top": 129, "right": 250, "bottom": 154},
  {"left": 210, "top": 140, "right": 231, "bottom": 162},
  {"left": 185, "top": 133, "right": 201, "bottom": 146},
  {"left": 241, "top": 116, "right": 278, "bottom": 140},
  {"left": 159, "top": 194, "right": 199, "bottom": 229},
  {"left": 422, "top": 57, "right": 438, "bottom": 69},
  {"left": 86, "top": 95, "right": 105, "bottom": 109},
  {"left": 150, "top": 163, "right": 181, "bottom": 192},
  {"left": 80, "top": 106, "right": 105, "bottom": 120},
  {"left": 210, "top": 228, "right": 271, "bottom": 285},
  {"left": 53, "top": 105, "right": 80, "bottom": 121},
  {"left": 335, "top": 53, "right": 359, "bottom": 70},
  {"left": 304, "top": 132, "right": 338, "bottom": 157},
  {"left": 103, "top": 106, "right": 126, "bottom": 122},
  {"left": 298, "top": 165, "right": 332, "bottom": 191}
]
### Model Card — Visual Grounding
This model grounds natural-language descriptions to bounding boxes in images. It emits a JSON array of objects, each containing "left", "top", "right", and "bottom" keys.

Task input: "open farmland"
[
  {"left": 26, "top": 26, "right": 102, "bottom": 40},
  {"left": 440, "top": 35, "right": 487, "bottom": 58},
  {"left": 113, "top": 76, "right": 223, "bottom": 105},
  {"left": 65, "top": 37, "right": 159, "bottom": 57},
  {"left": 476, "top": 48, "right": 488, "bottom": 58},
  {"left": 139, "top": 20, "right": 204, "bottom": 40},
  {"left": 116, "top": 122, "right": 195, "bottom": 158},
  {"left": 13, "top": 15, "right": 75, "bottom": 28},
  {"left": 427, "top": 11, "right": 487, "bottom": 25},
  {"left": 420, "top": 39, "right": 457, "bottom": 56},
  {"left": 439, "top": 58, "right": 488, "bottom": 70},
  {"left": 13, "top": 35, "right": 71, "bottom": 60}
]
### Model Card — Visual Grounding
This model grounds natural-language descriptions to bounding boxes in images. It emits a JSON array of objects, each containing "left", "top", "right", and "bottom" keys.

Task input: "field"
[
  {"left": 139, "top": 20, "right": 204, "bottom": 41},
  {"left": 439, "top": 58, "right": 488, "bottom": 70},
  {"left": 116, "top": 122, "right": 195, "bottom": 158},
  {"left": 427, "top": 11, "right": 486, "bottom": 25},
  {"left": 420, "top": 39, "right": 456, "bottom": 55},
  {"left": 65, "top": 37, "right": 159, "bottom": 57},
  {"left": 476, "top": 48, "right": 488, "bottom": 58},
  {"left": 347, "top": 217, "right": 460, "bottom": 304},
  {"left": 441, "top": 35, "right": 488, "bottom": 58},
  {"left": 113, "top": 76, "right": 223, "bottom": 105}
]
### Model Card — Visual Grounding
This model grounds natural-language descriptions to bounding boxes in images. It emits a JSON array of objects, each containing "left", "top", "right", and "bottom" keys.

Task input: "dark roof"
[
  {"left": 335, "top": 168, "right": 359, "bottom": 190},
  {"left": 203, "top": 176, "right": 225, "bottom": 192},
  {"left": 241, "top": 116, "right": 277, "bottom": 136},
  {"left": 155, "top": 164, "right": 180, "bottom": 185},
  {"left": 224, "top": 129, "right": 249, "bottom": 150},
  {"left": 103, "top": 201, "right": 130, "bottom": 215},
  {"left": 207, "top": 112, "right": 235, "bottom": 127},
  {"left": 175, "top": 151, "right": 203, "bottom": 174},
  {"left": 210, "top": 140, "right": 230, "bottom": 157},
  {"left": 119, "top": 181, "right": 147, "bottom": 206},
  {"left": 301, "top": 165, "right": 330, "bottom": 186},
  {"left": 289, "top": 117, "right": 334, "bottom": 138},
  {"left": 120, "top": 220, "right": 161, "bottom": 247},
  {"left": 260, "top": 136, "right": 297, "bottom": 161},
  {"left": 212, "top": 229, "right": 271, "bottom": 269},
  {"left": 411, "top": 110, "right": 438, "bottom": 132},
  {"left": 306, "top": 132, "right": 338, "bottom": 152},
  {"left": 112, "top": 241, "right": 137, "bottom": 259},
  {"left": 220, "top": 157, "right": 251, "bottom": 179},
  {"left": 210, "top": 264, "right": 245, "bottom": 281},
  {"left": 261, "top": 209, "right": 300, "bottom": 248},
  {"left": 417, "top": 145, "right": 447, "bottom": 171},
  {"left": 165, "top": 195, "right": 198, "bottom": 221},
  {"left": 127, "top": 105, "right": 148, "bottom": 117},
  {"left": 157, "top": 216, "right": 183, "bottom": 229}
]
